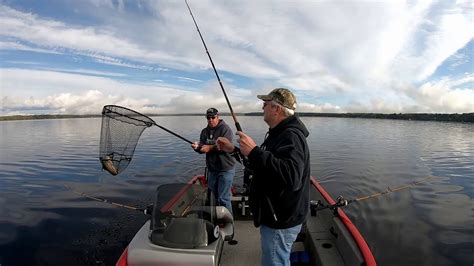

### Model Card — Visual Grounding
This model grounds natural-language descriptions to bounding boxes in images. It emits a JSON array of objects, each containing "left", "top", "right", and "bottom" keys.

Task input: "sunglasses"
[
  {"left": 263, "top": 101, "right": 274, "bottom": 108},
  {"left": 206, "top": 116, "right": 217, "bottom": 120}
]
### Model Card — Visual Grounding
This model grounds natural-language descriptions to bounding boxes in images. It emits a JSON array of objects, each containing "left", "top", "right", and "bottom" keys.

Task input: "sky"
[{"left": 0, "top": 0, "right": 473, "bottom": 115}]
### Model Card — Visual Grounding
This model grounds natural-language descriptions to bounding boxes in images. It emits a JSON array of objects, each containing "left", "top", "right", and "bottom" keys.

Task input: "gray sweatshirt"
[{"left": 199, "top": 119, "right": 236, "bottom": 172}]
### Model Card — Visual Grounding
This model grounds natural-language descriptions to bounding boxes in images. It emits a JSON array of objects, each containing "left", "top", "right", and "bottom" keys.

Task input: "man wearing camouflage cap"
[{"left": 217, "top": 88, "right": 310, "bottom": 266}]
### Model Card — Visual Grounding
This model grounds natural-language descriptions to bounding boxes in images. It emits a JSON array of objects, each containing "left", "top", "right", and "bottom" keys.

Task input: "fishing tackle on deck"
[{"left": 99, "top": 105, "right": 193, "bottom": 176}]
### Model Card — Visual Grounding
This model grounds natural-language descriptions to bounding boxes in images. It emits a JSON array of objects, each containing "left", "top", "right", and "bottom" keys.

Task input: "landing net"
[{"left": 99, "top": 105, "right": 154, "bottom": 175}]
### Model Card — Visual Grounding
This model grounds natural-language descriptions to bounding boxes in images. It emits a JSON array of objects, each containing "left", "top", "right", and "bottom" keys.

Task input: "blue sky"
[{"left": 0, "top": 0, "right": 473, "bottom": 115}]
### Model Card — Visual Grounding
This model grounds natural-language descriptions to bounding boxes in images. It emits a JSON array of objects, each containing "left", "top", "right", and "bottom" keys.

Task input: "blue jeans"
[
  {"left": 207, "top": 168, "right": 235, "bottom": 214},
  {"left": 260, "top": 224, "right": 302, "bottom": 266}
]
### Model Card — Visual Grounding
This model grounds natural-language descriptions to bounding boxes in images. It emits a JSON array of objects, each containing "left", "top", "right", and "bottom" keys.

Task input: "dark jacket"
[
  {"left": 200, "top": 119, "right": 236, "bottom": 172},
  {"left": 247, "top": 115, "right": 310, "bottom": 229}
]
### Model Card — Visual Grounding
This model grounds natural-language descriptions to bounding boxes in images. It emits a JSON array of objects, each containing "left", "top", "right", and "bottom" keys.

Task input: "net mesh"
[{"left": 99, "top": 105, "right": 154, "bottom": 175}]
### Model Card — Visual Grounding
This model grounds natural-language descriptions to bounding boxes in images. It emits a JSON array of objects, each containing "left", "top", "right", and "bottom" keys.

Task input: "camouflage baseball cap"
[{"left": 257, "top": 88, "right": 296, "bottom": 110}]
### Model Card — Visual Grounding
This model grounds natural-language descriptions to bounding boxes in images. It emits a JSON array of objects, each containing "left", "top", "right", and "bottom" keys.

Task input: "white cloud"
[
  {"left": 2, "top": 69, "right": 472, "bottom": 116},
  {"left": 412, "top": 7, "right": 473, "bottom": 81},
  {"left": 39, "top": 67, "right": 128, "bottom": 77},
  {"left": 298, "top": 102, "right": 342, "bottom": 113},
  {"left": 409, "top": 76, "right": 474, "bottom": 113},
  {"left": 0, "top": 1, "right": 473, "bottom": 115},
  {"left": 0, "top": 68, "right": 202, "bottom": 115},
  {"left": 176, "top": 76, "right": 203, "bottom": 82},
  {"left": 0, "top": 40, "right": 63, "bottom": 54},
  {"left": 0, "top": 4, "right": 183, "bottom": 68}
]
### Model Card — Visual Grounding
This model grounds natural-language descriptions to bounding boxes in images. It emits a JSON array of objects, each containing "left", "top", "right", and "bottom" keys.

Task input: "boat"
[{"left": 115, "top": 174, "right": 376, "bottom": 266}]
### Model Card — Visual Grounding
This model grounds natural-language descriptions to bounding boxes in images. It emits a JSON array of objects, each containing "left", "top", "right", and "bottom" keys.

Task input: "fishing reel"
[
  {"left": 143, "top": 204, "right": 154, "bottom": 215},
  {"left": 335, "top": 196, "right": 349, "bottom": 208},
  {"left": 310, "top": 196, "right": 350, "bottom": 216}
]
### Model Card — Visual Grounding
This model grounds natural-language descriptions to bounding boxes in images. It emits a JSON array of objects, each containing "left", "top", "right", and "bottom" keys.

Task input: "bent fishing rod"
[
  {"left": 312, "top": 176, "right": 435, "bottom": 213},
  {"left": 185, "top": 0, "right": 242, "bottom": 132},
  {"left": 185, "top": 1, "right": 280, "bottom": 221}
]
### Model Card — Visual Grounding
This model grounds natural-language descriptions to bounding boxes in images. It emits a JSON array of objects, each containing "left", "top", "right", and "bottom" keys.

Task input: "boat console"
[
  {"left": 150, "top": 183, "right": 219, "bottom": 248},
  {"left": 125, "top": 181, "right": 234, "bottom": 266}
]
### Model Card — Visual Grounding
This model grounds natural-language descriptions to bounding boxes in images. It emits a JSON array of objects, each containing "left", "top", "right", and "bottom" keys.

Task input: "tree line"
[
  {"left": 246, "top": 112, "right": 474, "bottom": 123},
  {"left": 1, "top": 112, "right": 473, "bottom": 123}
]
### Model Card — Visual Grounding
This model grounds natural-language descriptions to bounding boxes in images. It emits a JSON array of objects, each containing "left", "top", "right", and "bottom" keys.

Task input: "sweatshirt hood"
[{"left": 269, "top": 115, "right": 309, "bottom": 137}]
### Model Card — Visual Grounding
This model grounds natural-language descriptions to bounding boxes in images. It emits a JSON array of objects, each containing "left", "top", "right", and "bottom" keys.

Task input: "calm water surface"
[{"left": 0, "top": 116, "right": 473, "bottom": 265}]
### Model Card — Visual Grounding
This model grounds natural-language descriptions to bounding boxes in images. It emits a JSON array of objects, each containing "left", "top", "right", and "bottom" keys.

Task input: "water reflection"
[{"left": 0, "top": 117, "right": 473, "bottom": 265}]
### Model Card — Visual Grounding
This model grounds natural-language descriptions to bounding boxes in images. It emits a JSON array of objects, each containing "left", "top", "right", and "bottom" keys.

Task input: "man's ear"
[{"left": 274, "top": 104, "right": 281, "bottom": 113}]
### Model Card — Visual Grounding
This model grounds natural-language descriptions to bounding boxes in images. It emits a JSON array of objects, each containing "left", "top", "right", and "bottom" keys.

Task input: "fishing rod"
[
  {"left": 63, "top": 184, "right": 152, "bottom": 215},
  {"left": 185, "top": 0, "right": 242, "bottom": 132},
  {"left": 311, "top": 176, "right": 435, "bottom": 214},
  {"left": 65, "top": 184, "right": 199, "bottom": 219},
  {"left": 184, "top": 0, "right": 277, "bottom": 220}
]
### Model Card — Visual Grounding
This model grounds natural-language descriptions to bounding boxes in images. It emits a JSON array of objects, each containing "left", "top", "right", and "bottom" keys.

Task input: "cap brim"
[{"left": 257, "top": 95, "right": 273, "bottom": 101}]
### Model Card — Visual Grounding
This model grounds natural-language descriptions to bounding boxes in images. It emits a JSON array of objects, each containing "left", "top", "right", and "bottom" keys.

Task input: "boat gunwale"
[{"left": 310, "top": 176, "right": 376, "bottom": 266}]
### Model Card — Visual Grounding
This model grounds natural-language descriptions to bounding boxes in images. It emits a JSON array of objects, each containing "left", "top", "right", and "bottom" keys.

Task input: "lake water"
[{"left": 0, "top": 116, "right": 473, "bottom": 266}]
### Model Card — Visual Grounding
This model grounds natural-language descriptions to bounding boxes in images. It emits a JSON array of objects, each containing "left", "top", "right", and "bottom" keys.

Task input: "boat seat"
[
  {"left": 216, "top": 206, "right": 234, "bottom": 241},
  {"left": 150, "top": 216, "right": 218, "bottom": 249},
  {"left": 183, "top": 206, "right": 234, "bottom": 241}
]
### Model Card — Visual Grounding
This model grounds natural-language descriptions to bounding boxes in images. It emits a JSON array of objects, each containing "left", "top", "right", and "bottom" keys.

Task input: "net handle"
[
  {"left": 153, "top": 123, "right": 193, "bottom": 144},
  {"left": 103, "top": 105, "right": 193, "bottom": 144}
]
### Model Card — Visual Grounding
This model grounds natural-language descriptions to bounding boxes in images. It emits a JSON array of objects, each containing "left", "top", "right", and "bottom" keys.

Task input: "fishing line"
[
  {"left": 185, "top": 0, "right": 242, "bottom": 132},
  {"left": 63, "top": 184, "right": 150, "bottom": 214},
  {"left": 185, "top": 0, "right": 251, "bottom": 164},
  {"left": 352, "top": 175, "right": 435, "bottom": 203}
]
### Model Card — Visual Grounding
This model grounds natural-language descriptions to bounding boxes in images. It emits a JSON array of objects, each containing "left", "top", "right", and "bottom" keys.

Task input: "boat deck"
[
  {"left": 220, "top": 219, "right": 261, "bottom": 266},
  {"left": 218, "top": 180, "right": 375, "bottom": 266},
  {"left": 219, "top": 214, "right": 307, "bottom": 266}
]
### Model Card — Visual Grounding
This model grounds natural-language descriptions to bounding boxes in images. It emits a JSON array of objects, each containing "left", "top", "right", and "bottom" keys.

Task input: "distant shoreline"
[{"left": 1, "top": 112, "right": 473, "bottom": 123}]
